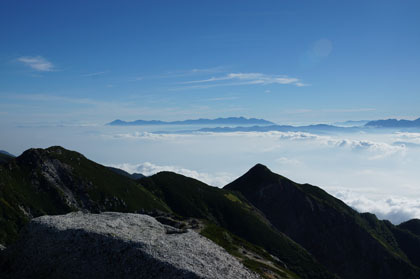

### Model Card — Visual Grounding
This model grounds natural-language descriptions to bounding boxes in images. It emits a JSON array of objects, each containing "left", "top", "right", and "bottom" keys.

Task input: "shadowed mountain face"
[
  {"left": 0, "top": 151, "right": 15, "bottom": 164},
  {"left": 399, "top": 219, "right": 420, "bottom": 237},
  {"left": 224, "top": 164, "right": 420, "bottom": 279}
]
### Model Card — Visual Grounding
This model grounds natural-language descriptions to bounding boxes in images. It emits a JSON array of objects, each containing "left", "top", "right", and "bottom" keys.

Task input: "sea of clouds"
[
  {"left": 3, "top": 124, "right": 420, "bottom": 224},
  {"left": 102, "top": 129, "right": 420, "bottom": 224}
]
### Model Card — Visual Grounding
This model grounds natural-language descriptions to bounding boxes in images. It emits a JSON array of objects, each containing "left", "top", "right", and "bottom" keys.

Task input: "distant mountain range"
[
  {"left": 107, "top": 117, "right": 274, "bottom": 126},
  {"left": 158, "top": 118, "right": 420, "bottom": 134},
  {"left": 1, "top": 146, "right": 420, "bottom": 278},
  {"left": 107, "top": 116, "right": 420, "bottom": 132},
  {"left": 366, "top": 117, "right": 420, "bottom": 128}
]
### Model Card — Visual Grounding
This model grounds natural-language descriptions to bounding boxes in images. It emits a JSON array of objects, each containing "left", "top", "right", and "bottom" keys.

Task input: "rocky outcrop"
[
  {"left": 1, "top": 212, "right": 260, "bottom": 279},
  {"left": 15, "top": 147, "right": 95, "bottom": 212}
]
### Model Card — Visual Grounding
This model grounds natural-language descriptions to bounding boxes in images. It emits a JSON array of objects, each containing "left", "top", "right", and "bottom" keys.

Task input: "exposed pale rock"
[{"left": 1, "top": 212, "right": 260, "bottom": 279}]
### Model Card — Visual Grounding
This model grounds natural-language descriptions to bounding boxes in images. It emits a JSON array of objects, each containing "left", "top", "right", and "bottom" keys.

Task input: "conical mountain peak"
[
  {"left": 248, "top": 163, "right": 271, "bottom": 174},
  {"left": 242, "top": 163, "right": 279, "bottom": 179},
  {"left": 224, "top": 163, "right": 286, "bottom": 193}
]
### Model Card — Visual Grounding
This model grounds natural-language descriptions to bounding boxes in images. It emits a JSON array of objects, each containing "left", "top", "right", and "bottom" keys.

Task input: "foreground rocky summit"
[{"left": 1, "top": 212, "right": 260, "bottom": 279}]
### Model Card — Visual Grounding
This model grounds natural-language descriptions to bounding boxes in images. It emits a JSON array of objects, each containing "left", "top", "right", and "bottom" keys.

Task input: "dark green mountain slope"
[
  {"left": 2, "top": 146, "right": 419, "bottom": 278},
  {"left": 200, "top": 222, "right": 299, "bottom": 279},
  {"left": 399, "top": 219, "right": 420, "bottom": 237},
  {"left": 0, "top": 146, "right": 169, "bottom": 244},
  {"left": 0, "top": 151, "right": 14, "bottom": 164},
  {"left": 224, "top": 164, "right": 420, "bottom": 279},
  {"left": 0, "top": 147, "right": 332, "bottom": 278},
  {"left": 385, "top": 221, "right": 420, "bottom": 268},
  {"left": 140, "top": 172, "right": 338, "bottom": 279}
]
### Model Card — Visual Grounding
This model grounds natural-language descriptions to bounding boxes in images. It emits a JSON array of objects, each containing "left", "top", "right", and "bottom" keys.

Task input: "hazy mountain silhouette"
[
  {"left": 107, "top": 117, "right": 274, "bottom": 126},
  {"left": 366, "top": 117, "right": 420, "bottom": 128}
]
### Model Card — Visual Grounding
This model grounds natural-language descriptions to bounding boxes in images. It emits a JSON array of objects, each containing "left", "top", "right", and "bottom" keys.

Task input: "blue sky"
[{"left": 1, "top": 0, "right": 420, "bottom": 125}]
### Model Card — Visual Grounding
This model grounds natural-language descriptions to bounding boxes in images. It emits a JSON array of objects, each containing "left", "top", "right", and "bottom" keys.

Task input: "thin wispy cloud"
[
  {"left": 7, "top": 93, "right": 101, "bottom": 105},
  {"left": 17, "top": 56, "right": 55, "bottom": 72},
  {"left": 178, "top": 72, "right": 304, "bottom": 89},
  {"left": 280, "top": 108, "right": 376, "bottom": 115},
  {"left": 82, "top": 71, "right": 107, "bottom": 77},
  {"left": 205, "top": 96, "right": 239, "bottom": 101},
  {"left": 135, "top": 67, "right": 225, "bottom": 81},
  {"left": 295, "top": 82, "right": 309, "bottom": 87},
  {"left": 189, "top": 67, "right": 226, "bottom": 74},
  {"left": 323, "top": 108, "right": 376, "bottom": 113}
]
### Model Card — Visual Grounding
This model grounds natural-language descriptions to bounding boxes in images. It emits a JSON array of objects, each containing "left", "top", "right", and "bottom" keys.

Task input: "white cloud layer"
[
  {"left": 110, "top": 130, "right": 406, "bottom": 159},
  {"left": 81, "top": 71, "right": 107, "bottom": 77},
  {"left": 111, "top": 132, "right": 189, "bottom": 140},
  {"left": 333, "top": 190, "right": 420, "bottom": 224},
  {"left": 17, "top": 56, "right": 55, "bottom": 72},
  {"left": 109, "top": 162, "right": 234, "bottom": 187},
  {"left": 328, "top": 138, "right": 405, "bottom": 159},
  {"left": 393, "top": 132, "right": 420, "bottom": 144},
  {"left": 223, "top": 131, "right": 405, "bottom": 158}
]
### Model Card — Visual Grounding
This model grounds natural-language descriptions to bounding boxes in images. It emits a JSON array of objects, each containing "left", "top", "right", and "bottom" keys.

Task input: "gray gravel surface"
[{"left": 1, "top": 212, "right": 261, "bottom": 279}]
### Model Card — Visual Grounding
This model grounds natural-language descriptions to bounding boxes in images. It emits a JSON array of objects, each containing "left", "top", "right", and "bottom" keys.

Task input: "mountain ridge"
[
  {"left": 366, "top": 117, "right": 420, "bottom": 128},
  {"left": 0, "top": 151, "right": 14, "bottom": 157},
  {"left": 398, "top": 219, "right": 420, "bottom": 237},
  {"left": 107, "top": 117, "right": 274, "bottom": 126},
  {"left": 1, "top": 147, "right": 420, "bottom": 278},
  {"left": 0, "top": 150, "right": 15, "bottom": 164},
  {"left": 139, "top": 171, "right": 336, "bottom": 279},
  {"left": 0, "top": 147, "right": 330, "bottom": 278},
  {"left": 224, "top": 164, "right": 420, "bottom": 279}
]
